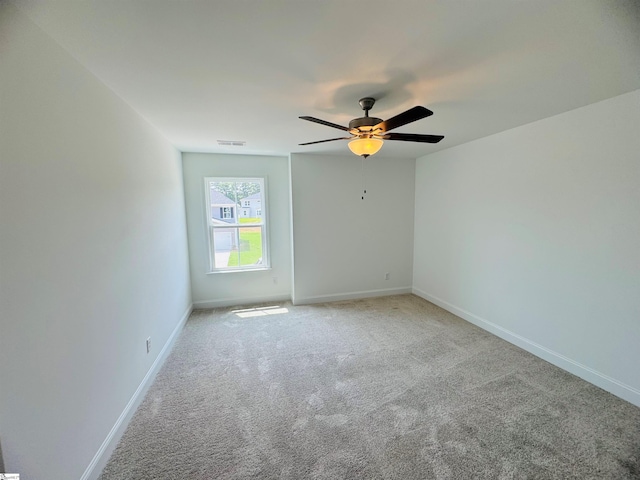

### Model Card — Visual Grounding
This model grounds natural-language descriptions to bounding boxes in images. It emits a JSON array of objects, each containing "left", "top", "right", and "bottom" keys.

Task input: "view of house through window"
[{"left": 205, "top": 177, "right": 268, "bottom": 272}]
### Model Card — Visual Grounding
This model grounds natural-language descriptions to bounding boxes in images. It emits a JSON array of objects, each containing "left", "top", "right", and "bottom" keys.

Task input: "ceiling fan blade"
[
  {"left": 383, "top": 132, "right": 444, "bottom": 143},
  {"left": 299, "top": 116, "right": 350, "bottom": 131},
  {"left": 374, "top": 106, "right": 433, "bottom": 133},
  {"left": 299, "top": 137, "right": 352, "bottom": 146}
]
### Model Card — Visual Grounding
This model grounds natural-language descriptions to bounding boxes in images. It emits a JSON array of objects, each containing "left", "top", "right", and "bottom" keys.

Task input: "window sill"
[{"left": 206, "top": 267, "right": 272, "bottom": 275}]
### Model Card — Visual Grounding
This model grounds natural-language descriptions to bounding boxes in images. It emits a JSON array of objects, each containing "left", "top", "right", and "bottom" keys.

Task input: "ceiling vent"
[{"left": 217, "top": 140, "right": 246, "bottom": 147}]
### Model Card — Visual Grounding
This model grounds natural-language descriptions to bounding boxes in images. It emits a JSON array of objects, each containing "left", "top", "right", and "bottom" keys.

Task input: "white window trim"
[{"left": 204, "top": 177, "right": 270, "bottom": 273}]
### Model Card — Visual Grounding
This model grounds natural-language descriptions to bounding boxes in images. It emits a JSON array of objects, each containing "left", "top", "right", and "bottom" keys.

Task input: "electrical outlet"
[
  {"left": 385, "top": 272, "right": 390, "bottom": 281},
  {"left": 273, "top": 276, "right": 278, "bottom": 284},
  {"left": 146, "top": 337, "right": 151, "bottom": 354}
]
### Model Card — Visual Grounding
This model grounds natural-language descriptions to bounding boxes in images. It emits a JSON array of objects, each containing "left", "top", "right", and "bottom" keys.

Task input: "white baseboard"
[
  {"left": 294, "top": 287, "right": 412, "bottom": 305},
  {"left": 412, "top": 288, "right": 640, "bottom": 408},
  {"left": 193, "top": 294, "right": 291, "bottom": 309},
  {"left": 80, "top": 303, "right": 193, "bottom": 480}
]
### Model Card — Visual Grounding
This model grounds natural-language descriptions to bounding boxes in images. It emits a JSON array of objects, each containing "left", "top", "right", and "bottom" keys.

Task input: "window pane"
[
  {"left": 238, "top": 226, "right": 263, "bottom": 267},
  {"left": 212, "top": 227, "right": 238, "bottom": 268},
  {"left": 210, "top": 182, "right": 237, "bottom": 224},
  {"left": 236, "top": 181, "right": 263, "bottom": 225}
]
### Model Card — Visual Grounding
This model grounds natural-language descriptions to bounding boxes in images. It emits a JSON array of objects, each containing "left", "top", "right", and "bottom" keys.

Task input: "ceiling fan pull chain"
[{"left": 361, "top": 156, "right": 367, "bottom": 200}]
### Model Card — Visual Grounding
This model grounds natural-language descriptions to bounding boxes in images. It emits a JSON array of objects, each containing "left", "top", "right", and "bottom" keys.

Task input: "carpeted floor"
[{"left": 99, "top": 294, "right": 640, "bottom": 479}]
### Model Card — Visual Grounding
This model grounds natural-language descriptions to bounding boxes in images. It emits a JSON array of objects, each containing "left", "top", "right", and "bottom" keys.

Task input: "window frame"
[{"left": 204, "top": 177, "right": 270, "bottom": 273}]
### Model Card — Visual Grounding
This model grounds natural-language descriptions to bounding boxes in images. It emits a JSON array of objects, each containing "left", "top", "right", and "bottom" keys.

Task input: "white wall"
[
  {"left": 413, "top": 90, "right": 640, "bottom": 406},
  {"left": 0, "top": 5, "right": 192, "bottom": 479},
  {"left": 182, "top": 153, "right": 292, "bottom": 308},
  {"left": 290, "top": 153, "right": 415, "bottom": 304}
]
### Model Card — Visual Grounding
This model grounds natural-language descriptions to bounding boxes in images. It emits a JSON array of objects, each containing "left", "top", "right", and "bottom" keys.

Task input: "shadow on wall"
[{"left": 0, "top": 436, "right": 4, "bottom": 472}]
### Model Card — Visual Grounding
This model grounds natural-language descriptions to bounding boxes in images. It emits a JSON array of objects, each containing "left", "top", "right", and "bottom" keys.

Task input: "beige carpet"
[{"left": 99, "top": 294, "right": 640, "bottom": 479}]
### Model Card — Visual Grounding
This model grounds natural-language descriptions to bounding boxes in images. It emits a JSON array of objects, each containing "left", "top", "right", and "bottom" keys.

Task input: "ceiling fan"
[{"left": 299, "top": 97, "right": 444, "bottom": 157}]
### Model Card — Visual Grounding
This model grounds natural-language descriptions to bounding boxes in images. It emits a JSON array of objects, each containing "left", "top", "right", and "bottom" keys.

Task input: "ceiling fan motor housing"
[{"left": 349, "top": 116, "right": 383, "bottom": 132}]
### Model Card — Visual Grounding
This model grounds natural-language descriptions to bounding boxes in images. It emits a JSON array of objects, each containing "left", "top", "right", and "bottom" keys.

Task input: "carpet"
[{"left": 99, "top": 294, "right": 640, "bottom": 479}]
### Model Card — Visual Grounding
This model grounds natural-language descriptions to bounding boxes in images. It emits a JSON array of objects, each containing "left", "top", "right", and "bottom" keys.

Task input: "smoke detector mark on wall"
[{"left": 217, "top": 140, "right": 246, "bottom": 146}]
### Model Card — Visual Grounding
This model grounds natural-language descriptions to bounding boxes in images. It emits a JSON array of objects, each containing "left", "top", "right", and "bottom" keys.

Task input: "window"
[{"left": 205, "top": 177, "right": 269, "bottom": 272}]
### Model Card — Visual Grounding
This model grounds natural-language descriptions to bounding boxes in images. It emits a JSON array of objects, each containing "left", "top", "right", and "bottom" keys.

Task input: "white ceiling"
[{"left": 15, "top": 0, "right": 640, "bottom": 159}]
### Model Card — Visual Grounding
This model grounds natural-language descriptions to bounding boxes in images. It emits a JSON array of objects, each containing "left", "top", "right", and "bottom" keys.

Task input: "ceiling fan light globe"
[{"left": 348, "top": 138, "right": 384, "bottom": 157}]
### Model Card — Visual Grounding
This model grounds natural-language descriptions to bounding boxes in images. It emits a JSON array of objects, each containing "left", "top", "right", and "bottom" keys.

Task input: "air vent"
[{"left": 217, "top": 140, "right": 246, "bottom": 147}]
